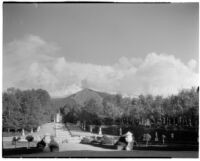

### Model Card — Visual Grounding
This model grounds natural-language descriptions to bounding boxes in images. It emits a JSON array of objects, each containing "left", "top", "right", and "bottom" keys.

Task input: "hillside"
[
  {"left": 51, "top": 88, "right": 115, "bottom": 110},
  {"left": 69, "top": 88, "right": 103, "bottom": 106}
]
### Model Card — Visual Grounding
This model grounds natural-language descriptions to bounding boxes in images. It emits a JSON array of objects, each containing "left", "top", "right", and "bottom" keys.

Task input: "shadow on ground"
[
  {"left": 134, "top": 144, "right": 199, "bottom": 151},
  {"left": 3, "top": 147, "right": 44, "bottom": 156},
  {"left": 3, "top": 143, "right": 198, "bottom": 158},
  {"left": 81, "top": 142, "right": 117, "bottom": 150},
  {"left": 81, "top": 142, "right": 199, "bottom": 151}
]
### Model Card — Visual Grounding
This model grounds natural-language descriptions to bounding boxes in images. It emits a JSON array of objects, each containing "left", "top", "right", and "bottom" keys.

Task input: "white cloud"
[
  {"left": 3, "top": 35, "right": 199, "bottom": 98},
  {"left": 188, "top": 59, "right": 197, "bottom": 71}
]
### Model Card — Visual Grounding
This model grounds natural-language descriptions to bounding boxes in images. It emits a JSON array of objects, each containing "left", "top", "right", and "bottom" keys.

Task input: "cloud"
[
  {"left": 3, "top": 35, "right": 199, "bottom": 98},
  {"left": 119, "top": 53, "right": 198, "bottom": 97},
  {"left": 188, "top": 59, "right": 197, "bottom": 71}
]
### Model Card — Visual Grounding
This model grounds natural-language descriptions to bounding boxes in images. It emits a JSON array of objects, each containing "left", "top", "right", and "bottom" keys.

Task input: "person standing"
[
  {"left": 146, "top": 133, "right": 151, "bottom": 147},
  {"left": 125, "top": 131, "right": 133, "bottom": 151},
  {"left": 155, "top": 132, "right": 159, "bottom": 144},
  {"left": 162, "top": 134, "right": 166, "bottom": 144},
  {"left": 170, "top": 133, "right": 174, "bottom": 143}
]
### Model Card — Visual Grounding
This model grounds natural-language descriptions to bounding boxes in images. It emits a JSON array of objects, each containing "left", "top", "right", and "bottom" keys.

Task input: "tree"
[
  {"left": 3, "top": 92, "right": 22, "bottom": 131},
  {"left": 26, "top": 135, "right": 34, "bottom": 149},
  {"left": 3, "top": 88, "right": 53, "bottom": 132},
  {"left": 60, "top": 98, "right": 80, "bottom": 123}
]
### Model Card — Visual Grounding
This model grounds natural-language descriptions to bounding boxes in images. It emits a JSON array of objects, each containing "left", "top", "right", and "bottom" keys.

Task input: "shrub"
[
  {"left": 12, "top": 136, "right": 20, "bottom": 143},
  {"left": 26, "top": 135, "right": 34, "bottom": 149},
  {"left": 49, "top": 136, "right": 59, "bottom": 152},
  {"left": 81, "top": 136, "right": 95, "bottom": 144},
  {"left": 115, "top": 136, "right": 128, "bottom": 150},
  {"left": 101, "top": 135, "right": 115, "bottom": 145},
  {"left": 36, "top": 137, "right": 46, "bottom": 150},
  {"left": 26, "top": 135, "right": 34, "bottom": 142},
  {"left": 12, "top": 136, "right": 21, "bottom": 148}
]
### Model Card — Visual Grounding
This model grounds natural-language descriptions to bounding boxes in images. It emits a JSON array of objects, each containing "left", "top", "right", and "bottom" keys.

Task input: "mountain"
[
  {"left": 69, "top": 88, "right": 103, "bottom": 106},
  {"left": 51, "top": 88, "right": 115, "bottom": 110}
]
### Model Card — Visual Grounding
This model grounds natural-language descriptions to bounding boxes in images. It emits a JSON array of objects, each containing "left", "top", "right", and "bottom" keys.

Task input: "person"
[
  {"left": 170, "top": 133, "right": 174, "bottom": 139},
  {"left": 155, "top": 132, "right": 159, "bottom": 143},
  {"left": 49, "top": 136, "right": 59, "bottom": 152},
  {"left": 143, "top": 133, "right": 146, "bottom": 142},
  {"left": 145, "top": 133, "right": 151, "bottom": 146},
  {"left": 170, "top": 133, "right": 174, "bottom": 143},
  {"left": 115, "top": 131, "right": 134, "bottom": 151},
  {"left": 36, "top": 136, "right": 46, "bottom": 149},
  {"left": 125, "top": 131, "right": 134, "bottom": 151},
  {"left": 162, "top": 134, "right": 166, "bottom": 144},
  {"left": 115, "top": 135, "right": 127, "bottom": 150}
]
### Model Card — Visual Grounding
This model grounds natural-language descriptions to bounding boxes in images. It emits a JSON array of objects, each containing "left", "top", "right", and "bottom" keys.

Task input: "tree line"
[
  {"left": 61, "top": 87, "right": 199, "bottom": 129},
  {"left": 3, "top": 88, "right": 56, "bottom": 132},
  {"left": 3, "top": 87, "right": 199, "bottom": 133}
]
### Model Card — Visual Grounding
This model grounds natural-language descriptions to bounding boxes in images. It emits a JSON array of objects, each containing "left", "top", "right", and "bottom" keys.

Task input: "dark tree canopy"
[
  {"left": 60, "top": 87, "right": 199, "bottom": 128},
  {"left": 3, "top": 87, "right": 199, "bottom": 131},
  {"left": 3, "top": 88, "right": 53, "bottom": 131}
]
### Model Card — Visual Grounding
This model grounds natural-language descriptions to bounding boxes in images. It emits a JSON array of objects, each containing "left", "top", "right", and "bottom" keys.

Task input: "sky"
[{"left": 3, "top": 2, "right": 199, "bottom": 98}]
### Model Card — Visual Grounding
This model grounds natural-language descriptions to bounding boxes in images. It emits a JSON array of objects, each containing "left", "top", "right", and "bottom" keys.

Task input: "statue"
[
  {"left": 155, "top": 131, "right": 159, "bottom": 142},
  {"left": 56, "top": 111, "right": 62, "bottom": 123},
  {"left": 37, "top": 126, "right": 40, "bottom": 132},
  {"left": 119, "top": 128, "right": 122, "bottom": 136},
  {"left": 22, "top": 129, "right": 25, "bottom": 136},
  {"left": 99, "top": 126, "right": 102, "bottom": 135}
]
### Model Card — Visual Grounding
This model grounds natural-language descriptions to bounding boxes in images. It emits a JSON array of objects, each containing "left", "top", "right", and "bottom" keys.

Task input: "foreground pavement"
[
  {"left": 59, "top": 142, "right": 115, "bottom": 151},
  {"left": 3, "top": 141, "right": 198, "bottom": 158},
  {"left": 3, "top": 149, "right": 198, "bottom": 158}
]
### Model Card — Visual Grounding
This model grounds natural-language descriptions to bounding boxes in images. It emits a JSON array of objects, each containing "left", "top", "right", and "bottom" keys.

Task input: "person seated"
[
  {"left": 49, "top": 136, "right": 59, "bottom": 152},
  {"left": 36, "top": 136, "right": 46, "bottom": 149},
  {"left": 115, "top": 135, "right": 128, "bottom": 150},
  {"left": 115, "top": 131, "right": 135, "bottom": 151}
]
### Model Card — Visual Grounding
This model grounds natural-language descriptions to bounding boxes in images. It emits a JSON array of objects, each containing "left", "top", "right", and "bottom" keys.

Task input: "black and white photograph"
[{"left": 2, "top": 1, "right": 199, "bottom": 158}]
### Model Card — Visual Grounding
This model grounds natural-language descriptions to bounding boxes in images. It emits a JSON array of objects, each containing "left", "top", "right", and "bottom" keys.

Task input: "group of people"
[
  {"left": 37, "top": 135, "right": 59, "bottom": 152},
  {"left": 143, "top": 132, "right": 175, "bottom": 145},
  {"left": 116, "top": 131, "right": 175, "bottom": 151}
]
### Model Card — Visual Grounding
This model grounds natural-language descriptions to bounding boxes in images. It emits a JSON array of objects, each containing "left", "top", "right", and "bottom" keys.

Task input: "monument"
[{"left": 55, "top": 111, "right": 62, "bottom": 123}]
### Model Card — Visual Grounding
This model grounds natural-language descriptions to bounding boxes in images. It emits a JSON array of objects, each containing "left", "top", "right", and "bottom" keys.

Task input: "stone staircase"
[
  {"left": 24, "top": 122, "right": 81, "bottom": 144},
  {"left": 54, "top": 123, "right": 81, "bottom": 144}
]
